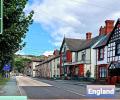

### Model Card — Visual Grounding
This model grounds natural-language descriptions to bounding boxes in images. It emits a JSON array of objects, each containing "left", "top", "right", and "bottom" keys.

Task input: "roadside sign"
[
  {"left": 3, "top": 64, "right": 11, "bottom": 71},
  {"left": 0, "top": 0, "right": 3, "bottom": 34}
]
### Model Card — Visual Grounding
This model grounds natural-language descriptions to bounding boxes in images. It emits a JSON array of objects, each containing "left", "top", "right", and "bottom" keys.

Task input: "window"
[
  {"left": 98, "top": 48, "right": 104, "bottom": 60},
  {"left": 64, "top": 46, "right": 66, "bottom": 52},
  {"left": 99, "top": 67, "right": 107, "bottom": 78},
  {"left": 75, "top": 53, "right": 78, "bottom": 62},
  {"left": 75, "top": 67, "right": 78, "bottom": 75},
  {"left": 116, "top": 43, "right": 120, "bottom": 55},
  {"left": 81, "top": 52, "right": 85, "bottom": 61}
]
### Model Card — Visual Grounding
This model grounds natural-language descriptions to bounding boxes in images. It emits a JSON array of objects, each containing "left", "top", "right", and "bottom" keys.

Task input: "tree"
[
  {"left": 0, "top": 0, "right": 34, "bottom": 71},
  {"left": 14, "top": 57, "right": 31, "bottom": 73}
]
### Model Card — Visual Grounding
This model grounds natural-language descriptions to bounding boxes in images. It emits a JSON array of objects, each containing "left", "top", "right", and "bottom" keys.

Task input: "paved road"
[
  {"left": 16, "top": 76, "right": 120, "bottom": 100},
  {"left": 16, "top": 76, "right": 87, "bottom": 99}
]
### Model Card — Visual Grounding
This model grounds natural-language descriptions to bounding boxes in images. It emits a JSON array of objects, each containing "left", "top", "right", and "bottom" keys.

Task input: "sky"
[{"left": 16, "top": 0, "right": 120, "bottom": 56}]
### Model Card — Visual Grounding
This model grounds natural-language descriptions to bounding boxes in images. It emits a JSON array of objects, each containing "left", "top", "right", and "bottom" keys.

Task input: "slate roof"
[
  {"left": 78, "top": 35, "right": 104, "bottom": 51},
  {"left": 94, "top": 34, "right": 110, "bottom": 48},
  {"left": 60, "top": 35, "right": 104, "bottom": 52},
  {"left": 65, "top": 38, "right": 85, "bottom": 51},
  {"left": 36, "top": 55, "right": 60, "bottom": 67},
  {"left": 95, "top": 18, "right": 120, "bottom": 49}
]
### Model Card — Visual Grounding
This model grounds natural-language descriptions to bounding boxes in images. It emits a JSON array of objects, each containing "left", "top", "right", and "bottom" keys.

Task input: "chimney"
[
  {"left": 86, "top": 32, "right": 92, "bottom": 40},
  {"left": 105, "top": 20, "right": 114, "bottom": 34},
  {"left": 53, "top": 49, "right": 59, "bottom": 56},
  {"left": 99, "top": 26, "right": 105, "bottom": 35}
]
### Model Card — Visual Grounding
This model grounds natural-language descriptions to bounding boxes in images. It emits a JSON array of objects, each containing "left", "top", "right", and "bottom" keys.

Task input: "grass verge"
[
  {"left": 0, "top": 78, "right": 10, "bottom": 85},
  {"left": 0, "top": 74, "right": 10, "bottom": 85}
]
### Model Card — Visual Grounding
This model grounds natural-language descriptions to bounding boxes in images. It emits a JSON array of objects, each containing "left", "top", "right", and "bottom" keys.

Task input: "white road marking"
[
  {"left": 16, "top": 76, "right": 52, "bottom": 86},
  {"left": 53, "top": 85, "right": 86, "bottom": 97}
]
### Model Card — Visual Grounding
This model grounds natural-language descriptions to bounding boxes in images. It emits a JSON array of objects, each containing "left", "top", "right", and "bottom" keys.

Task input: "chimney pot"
[
  {"left": 86, "top": 32, "right": 92, "bottom": 40},
  {"left": 99, "top": 26, "right": 105, "bottom": 35}
]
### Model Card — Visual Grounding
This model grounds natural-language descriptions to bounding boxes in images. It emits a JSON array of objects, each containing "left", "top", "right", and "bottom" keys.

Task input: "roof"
[
  {"left": 31, "top": 59, "right": 43, "bottom": 62},
  {"left": 109, "top": 61, "right": 120, "bottom": 69},
  {"left": 60, "top": 35, "right": 103, "bottom": 52},
  {"left": 78, "top": 35, "right": 104, "bottom": 51},
  {"left": 95, "top": 18, "right": 120, "bottom": 49},
  {"left": 106, "top": 18, "right": 120, "bottom": 45},
  {"left": 94, "top": 34, "right": 110, "bottom": 48},
  {"left": 65, "top": 38, "right": 85, "bottom": 51},
  {"left": 36, "top": 55, "right": 60, "bottom": 67}
]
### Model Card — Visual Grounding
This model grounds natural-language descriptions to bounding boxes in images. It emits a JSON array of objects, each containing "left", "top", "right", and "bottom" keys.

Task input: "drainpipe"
[
  {"left": 96, "top": 49, "right": 98, "bottom": 80},
  {"left": 90, "top": 48, "right": 91, "bottom": 74}
]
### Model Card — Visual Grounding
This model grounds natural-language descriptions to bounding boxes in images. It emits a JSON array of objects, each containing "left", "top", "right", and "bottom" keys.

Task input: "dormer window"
[{"left": 98, "top": 48, "right": 104, "bottom": 60}]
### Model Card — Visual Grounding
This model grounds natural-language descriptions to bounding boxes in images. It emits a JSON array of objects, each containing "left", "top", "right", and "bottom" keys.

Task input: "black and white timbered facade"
[{"left": 107, "top": 19, "right": 120, "bottom": 63}]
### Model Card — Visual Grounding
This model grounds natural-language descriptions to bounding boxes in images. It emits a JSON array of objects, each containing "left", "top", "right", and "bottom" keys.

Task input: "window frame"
[
  {"left": 115, "top": 42, "right": 120, "bottom": 56},
  {"left": 98, "top": 47, "right": 104, "bottom": 61},
  {"left": 99, "top": 67, "right": 107, "bottom": 79},
  {"left": 81, "top": 51, "right": 86, "bottom": 61}
]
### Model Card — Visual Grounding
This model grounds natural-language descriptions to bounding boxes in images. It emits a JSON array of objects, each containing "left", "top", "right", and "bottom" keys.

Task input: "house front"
[
  {"left": 25, "top": 59, "right": 43, "bottom": 77},
  {"left": 59, "top": 32, "right": 103, "bottom": 80},
  {"left": 106, "top": 19, "right": 120, "bottom": 84},
  {"left": 94, "top": 20, "right": 115, "bottom": 81},
  {"left": 95, "top": 19, "right": 120, "bottom": 84},
  {"left": 35, "top": 50, "right": 60, "bottom": 79}
]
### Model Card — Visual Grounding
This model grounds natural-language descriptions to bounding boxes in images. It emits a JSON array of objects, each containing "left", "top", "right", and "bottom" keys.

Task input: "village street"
[
  {"left": 16, "top": 76, "right": 120, "bottom": 100},
  {"left": 16, "top": 76, "right": 86, "bottom": 99}
]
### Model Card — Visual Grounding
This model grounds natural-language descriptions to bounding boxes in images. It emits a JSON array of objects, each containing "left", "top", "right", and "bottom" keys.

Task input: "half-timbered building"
[
  {"left": 106, "top": 19, "right": 120, "bottom": 84},
  {"left": 95, "top": 19, "right": 120, "bottom": 84},
  {"left": 94, "top": 20, "right": 115, "bottom": 81}
]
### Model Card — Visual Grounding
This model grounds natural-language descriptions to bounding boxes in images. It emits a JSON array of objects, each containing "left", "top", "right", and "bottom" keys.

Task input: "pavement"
[{"left": 0, "top": 76, "right": 20, "bottom": 96}]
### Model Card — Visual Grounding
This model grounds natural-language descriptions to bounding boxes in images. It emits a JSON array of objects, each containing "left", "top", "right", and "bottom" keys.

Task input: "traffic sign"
[
  {"left": 0, "top": 0, "right": 3, "bottom": 34},
  {"left": 3, "top": 64, "right": 11, "bottom": 71}
]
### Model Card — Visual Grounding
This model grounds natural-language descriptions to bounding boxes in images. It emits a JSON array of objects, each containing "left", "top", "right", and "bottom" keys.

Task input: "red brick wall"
[
  {"left": 66, "top": 50, "right": 72, "bottom": 62},
  {"left": 86, "top": 32, "right": 92, "bottom": 40},
  {"left": 105, "top": 20, "right": 114, "bottom": 34},
  {"left": 60, "top": 53, "right": 62, "bottom": 77},
  {"left": 78, "top": 64, "right": 84, "bottom": 77},
  {"left": 99, "top": 20, "right": 114, "bottom": 35}
]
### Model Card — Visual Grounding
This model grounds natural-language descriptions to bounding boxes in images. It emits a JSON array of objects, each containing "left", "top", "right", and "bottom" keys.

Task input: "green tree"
[
  {"left": 0, "top": 0, "right": 34, "bottom": 71},
  {"left": 14, "top": 57, "right": 31, "bottom": 73}
]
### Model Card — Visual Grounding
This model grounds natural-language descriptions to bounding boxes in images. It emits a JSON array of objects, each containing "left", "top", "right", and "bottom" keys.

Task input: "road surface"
[
  {"left": 16, "top": 76, "right": 120, "bottom": 100},
  {"left": 16, "top": 76, "right": 87, "bottom": 100}
]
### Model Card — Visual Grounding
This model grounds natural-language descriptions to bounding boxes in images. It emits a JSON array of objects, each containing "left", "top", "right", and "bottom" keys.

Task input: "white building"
[
  {"left": 25, "top": 60, "right": 43, "bottom": 77},
  {"left": 36, "top": 50, "right": 60, "bottom": 79},
  {"left": 59, "top": 32, "right": 103, "bottom": 79}
]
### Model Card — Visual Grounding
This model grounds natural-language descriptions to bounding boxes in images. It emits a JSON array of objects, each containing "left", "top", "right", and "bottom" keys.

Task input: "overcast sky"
[{"left": 17, "top": 0, "right": 120, "bottom": 56}]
